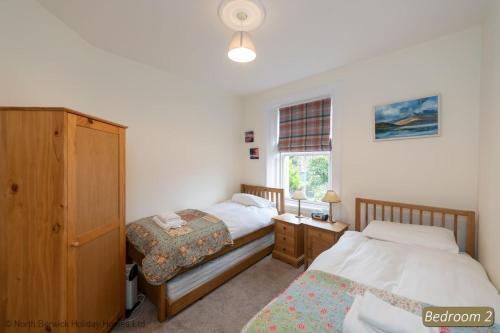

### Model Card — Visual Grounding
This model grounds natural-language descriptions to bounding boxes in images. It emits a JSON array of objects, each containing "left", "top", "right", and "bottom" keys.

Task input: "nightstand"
[
  {"left": 303, "top": 220, "right": 348, "bottom": 269},
  {"left": 272, "top": 213, "right": 304, "bottom": 268}
]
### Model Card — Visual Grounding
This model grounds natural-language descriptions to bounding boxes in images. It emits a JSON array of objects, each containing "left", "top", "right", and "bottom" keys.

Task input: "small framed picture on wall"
[
  {"left": 245, "top": 131, "right": 254, "bottom": 143},
  {"left": 249, "top": 148, "right": 259, "bottom": 160}
]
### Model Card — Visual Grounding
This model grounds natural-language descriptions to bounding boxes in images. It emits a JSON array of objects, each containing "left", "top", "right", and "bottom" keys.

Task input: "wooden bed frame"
[
  {"left": 355, "top": 198, "right": 476, "bottom": 257},
  {"left": 127, "top": 184, "right": 285, "bottom": 322}
]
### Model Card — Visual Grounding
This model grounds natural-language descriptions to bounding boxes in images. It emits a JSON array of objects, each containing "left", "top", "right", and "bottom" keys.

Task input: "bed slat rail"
[
  {"left": 355, "top": 198, "right": 476, "bottom": 257},
  {"left": 241, "top": 184, "right": 285, "bottom": 214}
]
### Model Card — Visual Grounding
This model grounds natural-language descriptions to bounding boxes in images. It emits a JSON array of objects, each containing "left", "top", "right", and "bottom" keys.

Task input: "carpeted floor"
[{"left": 113, "top": 255, "right": 303, "bottom": 333}]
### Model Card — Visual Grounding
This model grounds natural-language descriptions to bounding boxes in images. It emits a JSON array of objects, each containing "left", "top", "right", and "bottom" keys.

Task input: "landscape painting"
[{"left": 374, "top": 95, "right": 439, "bottom": 141}]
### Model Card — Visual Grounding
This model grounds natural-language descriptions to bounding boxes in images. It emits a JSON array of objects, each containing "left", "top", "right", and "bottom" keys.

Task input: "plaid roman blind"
[{"left": 278, "top": 98, "right": 332, "bottom": 152}]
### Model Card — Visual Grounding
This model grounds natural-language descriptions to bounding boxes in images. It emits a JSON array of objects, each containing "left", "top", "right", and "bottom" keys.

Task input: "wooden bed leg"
[
  {"left": 157, "top": 284, "right": 167, "bottom": 322},
  {"left": 137, "top": 271, "right": 168, "bottom": 322}
]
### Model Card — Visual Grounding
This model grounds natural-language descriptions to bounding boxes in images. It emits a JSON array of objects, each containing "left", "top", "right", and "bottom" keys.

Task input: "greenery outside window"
[{"left": 280, "top": 151, "right": 331, "bottom": 204}]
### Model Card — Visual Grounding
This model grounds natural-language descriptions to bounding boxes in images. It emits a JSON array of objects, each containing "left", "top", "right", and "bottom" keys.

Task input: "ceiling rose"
[{"left": 218, "top": 0, "right": 266, "bottom": 32}]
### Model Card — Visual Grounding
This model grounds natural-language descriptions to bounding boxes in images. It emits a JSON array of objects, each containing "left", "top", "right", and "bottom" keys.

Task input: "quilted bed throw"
[
  {"left": 126, "top": 209, "right": 233, "bottom": 285},
  {"left": 242, "top": 270, "right": 499, "bottom": 333}
]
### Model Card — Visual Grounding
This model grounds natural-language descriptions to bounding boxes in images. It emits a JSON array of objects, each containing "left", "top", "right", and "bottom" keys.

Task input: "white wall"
[
  {"left": 242, "top": 27, "right": 482, "bottom": 228},
  {"left": 478, "top": 0, "right": 500, "bottom": 288},
  {"left": 0, "top": 0, "right": 242, "bottom": 222},
  {"left": 2, "top": 1, "right": 492, "bottom": 281}
]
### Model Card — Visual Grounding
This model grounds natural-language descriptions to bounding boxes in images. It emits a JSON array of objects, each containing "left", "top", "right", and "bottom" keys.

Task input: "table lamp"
[
  {"left": 291, "top": 190, "right": 307, "bottom": 218},
  {"left": 322, "top": 190, "right": 341, "bottom": 223}
]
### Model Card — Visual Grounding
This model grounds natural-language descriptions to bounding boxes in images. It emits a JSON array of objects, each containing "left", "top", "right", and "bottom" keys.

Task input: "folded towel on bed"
[
  {"left": 153, "top": 215, "right": 186, "bottom": 230},
  {"left": 360, "top": 292, "right": 437, "bottom": 333},
  {"left": 158, "top": 212, "right": 181, "bottom": 222},
  {"left": 344, "top": 296, "right": 382, "bottom": 333},
  {"left": 344, "top": 292, "right": 437, "bottom": 333}
]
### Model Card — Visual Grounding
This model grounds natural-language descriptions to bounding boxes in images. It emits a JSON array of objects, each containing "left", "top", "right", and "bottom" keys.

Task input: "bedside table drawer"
[
  {"left": 275, "top": 233, "right": 294, "bottom": 245},
  {"left": 307, "top": 227, "right": 335, "bottom": 243},
  {"left": 275, "top": 235, "right": 296, "bottom": 255},
  {"left": 275, "top": 221, "right": 295, "bottom": 237},
  {"left": 303, "top": 221, "right": 348, "bottom": 270},
  {"left": 271, "top": 214, "right": 304, "bottom": 268},
  {"left": 274, "top": 244, "right": 295, "bottom": 256}
]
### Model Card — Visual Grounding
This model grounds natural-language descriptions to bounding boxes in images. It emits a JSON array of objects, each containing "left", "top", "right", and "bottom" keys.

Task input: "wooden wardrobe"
[{"left": 0, "top": 107, "right": 126, "bottom": 333}]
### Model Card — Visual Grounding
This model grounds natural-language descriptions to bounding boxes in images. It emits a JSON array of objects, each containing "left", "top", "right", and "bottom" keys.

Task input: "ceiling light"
[
  {"left": 228, "top": 31, "right": 256, "bottom": 63},
  {"left": 218, "top": 0, "right": 265, "bottom": 63}
]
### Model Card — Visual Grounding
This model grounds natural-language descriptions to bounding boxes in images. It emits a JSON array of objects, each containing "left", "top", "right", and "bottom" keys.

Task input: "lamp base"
[
  {"left": 328, "top": 203, "right": 335, "bottom": 224},
  {"left": 295, "top": 199, "right": 304, "bottom": 219}
]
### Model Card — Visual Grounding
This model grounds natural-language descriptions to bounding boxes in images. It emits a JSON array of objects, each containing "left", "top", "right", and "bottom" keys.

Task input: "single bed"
[
  {"left": 243, "top": 198, "right": 500, "bottom": 332},
  {"left": 205, "top": 199, "right": 279, "bottom": 239},
  {"left": 127, "top": 184, "right": 284, "bottom": 322}
]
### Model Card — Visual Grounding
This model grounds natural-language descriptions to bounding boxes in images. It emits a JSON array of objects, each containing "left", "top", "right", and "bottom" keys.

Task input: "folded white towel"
[
  {"left": 153, "top": 215, "right": 186, "bottom": 230},
  {"left": 358, "top": 292, "right": 437, "bottom": 333},
  {"left": 153, "top": 216, "right": 167, "bottom": 229},
  {"left": 158, "top": 212, "right": 181, "bottom": 222},
  {"left": 343, "top": 296, "right": 383, "bottom": 333},
  {"left": 164, "top": 218, "right": 185, "bottom": 229}
]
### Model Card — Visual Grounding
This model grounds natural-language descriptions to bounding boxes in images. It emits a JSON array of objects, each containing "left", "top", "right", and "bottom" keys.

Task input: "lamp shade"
[
  {"left": 228, "top": 31, "right": 256, "bottom": 63},
  {"left": 322, "top": 190, "right": 340, "bottom": 203},
  {"left": 291, "top": 190, "right": 307, "bottom": 200}
]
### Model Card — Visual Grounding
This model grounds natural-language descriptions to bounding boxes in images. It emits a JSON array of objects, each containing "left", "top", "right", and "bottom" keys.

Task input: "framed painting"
[
  {"left": 374, "top": 95, "right": 440, "bottom": 141},
  {"left": 245, "top": 131, "right": 254, "bottom": 143},
  {"left": 249, "top": 148, "right": 259, "bottom": 159}
]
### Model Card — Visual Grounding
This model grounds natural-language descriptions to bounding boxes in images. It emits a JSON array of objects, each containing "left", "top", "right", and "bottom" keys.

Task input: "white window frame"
[{"left": 279, "top": 151, "right": 332, "bottom": 206}]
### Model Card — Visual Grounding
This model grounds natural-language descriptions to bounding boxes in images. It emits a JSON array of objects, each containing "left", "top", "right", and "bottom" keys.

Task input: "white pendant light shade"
[{"left": 228, "top": 31, "right": 256, "bottom": 63}]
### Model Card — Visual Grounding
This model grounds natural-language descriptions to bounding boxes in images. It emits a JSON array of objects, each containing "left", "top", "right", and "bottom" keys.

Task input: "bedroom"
[{"left": 0, "top": 0, "right": 499, "bottom": 332}]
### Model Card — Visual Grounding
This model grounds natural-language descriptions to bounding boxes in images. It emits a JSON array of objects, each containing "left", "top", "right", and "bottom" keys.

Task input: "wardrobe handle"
[{"left": 70, "top": 241, "right": 80, "bottom": 248}]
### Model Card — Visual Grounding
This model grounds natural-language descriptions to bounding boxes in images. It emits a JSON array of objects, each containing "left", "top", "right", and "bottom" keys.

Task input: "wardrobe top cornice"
[{"left": 0, "top": 106, "right": 128, "bottom": 129}]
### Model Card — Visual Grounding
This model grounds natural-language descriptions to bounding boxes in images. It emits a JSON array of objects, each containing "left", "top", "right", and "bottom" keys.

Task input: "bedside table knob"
[{"left": 282, "top": 237, "right": 286, "bottom": 241}]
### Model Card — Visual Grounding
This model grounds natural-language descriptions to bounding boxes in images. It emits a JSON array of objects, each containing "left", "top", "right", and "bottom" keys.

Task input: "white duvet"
[
  {"left": 309, "top": 231, "right": 500, "bottom": 323},
  {"left": 205, "top": 201, "right": 277, "bottom": 239}
]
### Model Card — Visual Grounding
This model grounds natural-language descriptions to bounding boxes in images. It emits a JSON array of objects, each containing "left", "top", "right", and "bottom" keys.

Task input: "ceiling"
[{"left": 38, "top": 0, "right": 486, "bottom": 96}]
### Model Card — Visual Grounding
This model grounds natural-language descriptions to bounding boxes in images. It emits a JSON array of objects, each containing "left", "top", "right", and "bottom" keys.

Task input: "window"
[
  {"left": 277, "top": 97, "right": 332, "bottom": 204},
  {"left": 281, "top": 152, "right": 331, "bottom": 203}
]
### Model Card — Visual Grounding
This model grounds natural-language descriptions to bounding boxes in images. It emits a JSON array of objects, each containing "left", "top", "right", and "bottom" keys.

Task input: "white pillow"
[
  {"left": 362, "top": 220, "right": 459, "bottom": 254},
  {"left": 231, "top": 193, "right": 274, "bottom": 208}
]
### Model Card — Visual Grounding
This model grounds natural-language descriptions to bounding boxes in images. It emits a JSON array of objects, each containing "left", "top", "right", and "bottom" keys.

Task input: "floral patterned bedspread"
[
  {"left": 242, "top": 270, "right": 499, "bottom": 333},
  {"left": 126, "top": 209, "right": 232, "bottom": 285}
]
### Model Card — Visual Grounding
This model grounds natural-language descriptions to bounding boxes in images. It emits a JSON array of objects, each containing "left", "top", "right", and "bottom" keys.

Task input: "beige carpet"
[{"left": 113, "top": 255, "right": 303, "bottom": 333}]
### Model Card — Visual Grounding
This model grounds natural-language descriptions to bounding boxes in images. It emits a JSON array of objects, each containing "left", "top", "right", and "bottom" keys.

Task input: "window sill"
[{"left": 285, "top": 199, "right": 328, "bottom": 215}]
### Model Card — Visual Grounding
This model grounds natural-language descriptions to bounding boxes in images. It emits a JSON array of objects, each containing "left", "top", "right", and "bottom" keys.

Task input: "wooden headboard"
[
  {"left": 355, "top": 198, "right": 476, "bottom": 257},
  {"left": 241, "top": 184, "right": 285, "bottom": 215}
]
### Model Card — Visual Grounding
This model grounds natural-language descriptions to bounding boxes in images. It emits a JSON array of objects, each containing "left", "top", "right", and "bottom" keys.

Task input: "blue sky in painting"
[{"left": 375, "top": 95, "right": 438, "bottom": 123}]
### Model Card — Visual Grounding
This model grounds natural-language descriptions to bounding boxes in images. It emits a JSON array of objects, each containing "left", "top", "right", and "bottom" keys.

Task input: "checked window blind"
[{"left": 278, "top": 98, "right": 332, "bottom": 152}]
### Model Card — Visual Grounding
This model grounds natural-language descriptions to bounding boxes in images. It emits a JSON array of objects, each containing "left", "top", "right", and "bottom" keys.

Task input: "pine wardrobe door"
[
  {"left": 67, "top": 114, "right": 125, "bottom": 333},
  {"left": 0, "top": 110, "right": 67, "bottom": 333}
]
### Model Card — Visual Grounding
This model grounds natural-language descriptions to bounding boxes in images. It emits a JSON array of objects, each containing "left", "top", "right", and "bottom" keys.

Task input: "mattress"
[
  {"left": 166, "top": 232, "right": 274, "bottom": 301},
  {"left": 308, "top": 231, "right": 500, "bottom": 322},
  {"left": 205, "top": 201, "right": 278, "bottom": 239}
]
